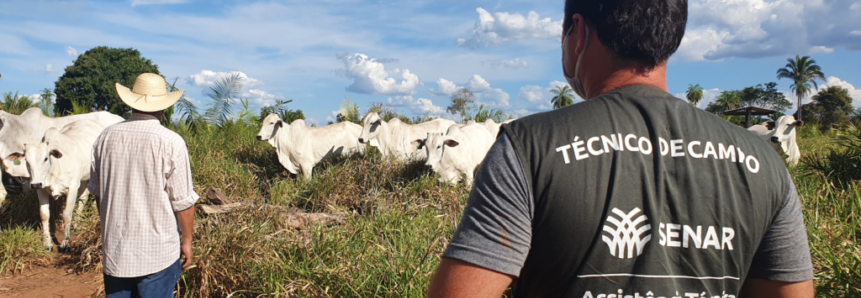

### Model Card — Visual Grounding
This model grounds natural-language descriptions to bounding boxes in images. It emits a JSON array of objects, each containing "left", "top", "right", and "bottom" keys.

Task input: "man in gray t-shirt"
[{"left": 428, "top": 1, "right": 814, "bottom": 298}]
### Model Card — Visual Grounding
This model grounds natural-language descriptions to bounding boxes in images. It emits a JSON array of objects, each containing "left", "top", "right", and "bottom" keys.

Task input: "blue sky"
[{"left": 1, "top": 0, "right": 860, "bottom": 124}]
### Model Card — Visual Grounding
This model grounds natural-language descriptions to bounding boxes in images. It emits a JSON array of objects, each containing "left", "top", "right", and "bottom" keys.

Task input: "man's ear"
[
  {"left": 50, "top": 149, "right": 63, "bottom": 159},
  {"left": 793, "top": 120, "right": 804, "bottom": 127},
  {"left": 411, "top": 139, "right": 426, "bottom": 149},
  {"left": 443, "top": 139, "right": 459, "bottom": 147}
]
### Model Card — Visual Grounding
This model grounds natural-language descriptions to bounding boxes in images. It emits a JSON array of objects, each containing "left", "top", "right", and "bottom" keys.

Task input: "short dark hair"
[{"left": 564, "top": 0, "right": 688, "bottom": 68}]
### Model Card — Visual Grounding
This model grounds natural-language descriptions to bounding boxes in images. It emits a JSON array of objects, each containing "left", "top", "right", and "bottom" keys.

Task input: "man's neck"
[
  {"left": 583, "top": 60, "right": 669, "bottom": 99},
  {"left": 132, "top": 110, "right": 164, "bottom": 119}
]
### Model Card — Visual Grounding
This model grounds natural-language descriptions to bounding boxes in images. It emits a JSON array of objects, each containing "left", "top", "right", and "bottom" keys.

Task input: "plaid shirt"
[{"left": 88, "top": 113, "right": 199, "bottom": 278}]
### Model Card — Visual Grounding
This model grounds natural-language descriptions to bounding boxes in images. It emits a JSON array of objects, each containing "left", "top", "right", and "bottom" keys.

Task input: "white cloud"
[
  {"left": 851, "top": 30, "right": 861, "bottom": 36},
  {"left": 242, "top": 89, "right": 284, "bottom": 108},
  {"left": 338, "top": 53, "right": 419, "bottom": 96},
  {"left": 43, "top": 64, "right": 54, "bottom": 74},
  {"left": 676, "top": 0, "right": 861, "bottom": 61},
  {"left": 512, "top": 109, "right": 531, "bottom": 118},
  {"left": 428, "top": 78, "right": 462, "bottom": 97},
  {"left": 518, "top": 85, "right": 551, "bottom": 111},
  {"left": 518, "top": 81, "right": 582, "bottom": 112},
  {"left": 466, "top": 74, "right": 491, "bottom": 92},
  {"left": 479, "top": 88, "right": 511, "bottom": 109},
  {"left": 458, "top": 7, "right": 563, "bottom": 48},
  {"left": 387, "top": 95, "right": 446, "bottom": 115},
  {"left": 131, "top": 0, "right": 188, "bottom": 7},
  {"left": 30, "top": 93, "right": 55, "bottom": 104},
  {"left": 481, "top": 58, "right": 529, "bottom": 69},
  {"left": 65, "top": 46, "right": 78, "bottom": 57},
  {"left": 187, "top": 70, "right": 262, "bottom": 88}
]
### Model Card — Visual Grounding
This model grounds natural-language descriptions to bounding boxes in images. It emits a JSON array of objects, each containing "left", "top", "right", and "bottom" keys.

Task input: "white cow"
[
  {"left": 24, "top": 119, "right": 107, "bottom": 252},
  {"left": 358, "top": 112, "right": 456, "bottom": 161},
  {"left": 748, "top": 115, "right": 803, "bottom": 165},
  {"left": 480, "top": 119, "right": 514, "bottom": 139},
  {"left": 257, "top": 114, "right": 364, "bottom": 179},
  {"left": 0, "top": 108, "right": 123, "bottom": 219},
  {"left": 416, "top": 123, "right": 494, "bottom": 185}
]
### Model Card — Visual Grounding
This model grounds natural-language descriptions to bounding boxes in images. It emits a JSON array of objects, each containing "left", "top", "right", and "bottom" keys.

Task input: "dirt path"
[
  {"left": 0, "top": 231, "right": 102, "bottom": 298},
  {"left": 0, "top": 264, "right": 101, "bottom": 298}
]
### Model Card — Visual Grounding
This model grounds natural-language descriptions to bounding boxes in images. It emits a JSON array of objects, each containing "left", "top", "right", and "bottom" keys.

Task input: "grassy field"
[{"left": 1, "top": 122, "right": 859, "bottom": 297}]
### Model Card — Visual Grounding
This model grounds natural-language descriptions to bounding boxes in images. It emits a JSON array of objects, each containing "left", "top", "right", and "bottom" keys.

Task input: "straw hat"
[{"left": 115, "top": 73, "right": 183, "bottom": 112}]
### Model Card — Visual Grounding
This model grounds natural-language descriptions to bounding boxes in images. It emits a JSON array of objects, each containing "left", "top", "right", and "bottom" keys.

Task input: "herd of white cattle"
[
  {"left": 0, "top": 107, "right": 802, "bottom": 251},
  {"left": 256, "top": 112, "right": 509, "bottom": 185}
]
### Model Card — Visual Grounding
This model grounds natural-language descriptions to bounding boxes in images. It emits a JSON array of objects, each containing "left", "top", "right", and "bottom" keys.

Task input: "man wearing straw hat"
[{"left": 89, "top": 73, "right": 199, "bottom": 298}]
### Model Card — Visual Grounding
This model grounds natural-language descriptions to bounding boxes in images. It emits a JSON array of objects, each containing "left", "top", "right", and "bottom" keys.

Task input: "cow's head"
[
  {"left": 257, "top": 113, "right": 284, "bottom": 144},
  {"left": 435, "top": 125, "right": 468, "bottom": 183},
  {"left": 770, "top": 115, "right": 803, "bottom": 152},
  {"left": 359, "top": 112, "right": 383, "bottom": 144},
  {"left": 24, "top": 140, "right": 61, "bottom": 190},
  {"left": 414, "top": 132, "right": 445, "bottom": 168}
]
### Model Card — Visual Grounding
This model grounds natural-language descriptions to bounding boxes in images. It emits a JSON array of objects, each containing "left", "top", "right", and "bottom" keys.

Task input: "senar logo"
[{"left": 602, "top": 208, "right": 652, "bottom": 259}]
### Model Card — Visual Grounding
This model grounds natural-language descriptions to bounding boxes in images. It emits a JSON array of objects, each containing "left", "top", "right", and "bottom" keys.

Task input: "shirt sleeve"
[
  {"left": 87, "top": 138, "right": 101, "bottom": 197},
  {"left": 165, "top": 140, "right": 199, "bottom": 212},
  {"left": 746, "top": 172, "right": 814, "bottom": 282},
  {"left": 442, "top": 132, "right": 533, "bottom": 276}
]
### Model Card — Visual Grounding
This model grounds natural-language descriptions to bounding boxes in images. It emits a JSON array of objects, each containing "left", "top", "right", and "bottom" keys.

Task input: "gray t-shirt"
[{"left": 443, "top": 131, "right": 812, "bottom": 285}]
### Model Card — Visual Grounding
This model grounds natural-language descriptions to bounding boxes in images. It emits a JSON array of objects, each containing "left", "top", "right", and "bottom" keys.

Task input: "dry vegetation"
[{"left": 0, "top": 122, "right": 859, "bottom": 297}]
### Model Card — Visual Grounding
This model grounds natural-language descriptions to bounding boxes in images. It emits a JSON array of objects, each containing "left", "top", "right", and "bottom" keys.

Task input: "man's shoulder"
[{"left": 104, "top": 121, "right": 187, "bottom": 146}]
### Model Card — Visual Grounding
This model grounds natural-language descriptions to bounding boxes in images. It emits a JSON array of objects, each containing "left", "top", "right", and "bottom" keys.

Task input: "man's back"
[
  {"left": 89, "top": 113, "right": 198, "bottom": 278},
  {"left": 441, "top": 86, "right": 811, "bottom": 297}
]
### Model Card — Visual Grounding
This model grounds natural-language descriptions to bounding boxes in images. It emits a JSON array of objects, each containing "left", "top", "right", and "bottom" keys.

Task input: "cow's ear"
[
  {"left": 275, "top": 120, "right": 283, "bottom": 128},
  {"left": 374, "top": 119, "right": 382, "bottom": 125},
  {"left": 50, "top": 150, "right": 63, "bottom": 159},
  {"left": 411, "top": 139, "right": 425, "bottom": 149},
  {"left": 7, "top": 152, "right": 23, "bottom": 160},
  {"left": 793, "top": 120, "right": 804, "bottom": 127},
  {"left": 443, "top": 139, "right": 459, "bottom": 147}
]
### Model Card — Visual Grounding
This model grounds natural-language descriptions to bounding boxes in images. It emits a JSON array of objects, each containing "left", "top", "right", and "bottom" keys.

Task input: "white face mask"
[{"left": 562, "top": 24, "right": 589, "bottom": 99}]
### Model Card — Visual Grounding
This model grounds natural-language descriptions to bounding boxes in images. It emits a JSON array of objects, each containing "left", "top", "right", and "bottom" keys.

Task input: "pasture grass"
[
  {"left": 0, "top": 225, "right": 52, "bottom": 274},
  {"left": 0, "top": 122, "right": 859, "bottom": 297}
]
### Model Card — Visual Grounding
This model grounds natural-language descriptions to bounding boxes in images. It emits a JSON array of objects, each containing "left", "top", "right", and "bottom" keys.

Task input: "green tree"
[
  {"left": 706, "top": 90, "right": 743, "bottom": 118},
  {"left": 258, "top": 99, "right": 296, "bottom": 123},
  {"left": 472, "top": 104, "right": 508, "bottom": 123},
  {"left": 38, "top": 88, "right": 54, "bottom": 116},
  {"left": 1, "top": 92, "right": 38, "bottom": 115},
  {"left": 776, "top": 55, "right": 826, "bottom": 122},
  {"left": 801, "top": 86, "right": 854, "bottom": 130},
  {"left": 54, "top": 46, "right": 160, "bottom": 116},
  {"left": 281, "top": 109, "right": 305, "bottom": 123},
  {"left": 366, "top": 102, "right": 400, "bottom": 122},
  {"left": 739, "top": 82, "right": 793, "bottom": 113},
  {"left": 685, "top": 84, "right": 704, "bottom": 106},
  {"left": 337, "top": 97, "right": 361, "bottom": 124},
  {"left": 447, "top": 88, "right": 475, "bottom": 123},
  {"left": 550, "top": 85, "right": 574, "bottom": 109},
  {"left": 203, "top": 73, "right": 243, "bottom": 126}
]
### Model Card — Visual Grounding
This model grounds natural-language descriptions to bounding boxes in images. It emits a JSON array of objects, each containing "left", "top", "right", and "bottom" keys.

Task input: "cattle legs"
[
  {"left": 58, "top": 185, "right": 82, "bottom": 253},
  {"left": 36, "top": 189, "right": 53, "bottom": 251}
]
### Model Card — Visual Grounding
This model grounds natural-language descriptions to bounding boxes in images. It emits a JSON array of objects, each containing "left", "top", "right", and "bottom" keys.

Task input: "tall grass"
[{"left": 0, "top": 120, "right": 858, "bottom": 297}]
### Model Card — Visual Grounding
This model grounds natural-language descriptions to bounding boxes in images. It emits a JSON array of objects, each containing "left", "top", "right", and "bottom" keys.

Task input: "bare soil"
[{"left": 0, "top": 231, "right": 102, "bottom": 298}]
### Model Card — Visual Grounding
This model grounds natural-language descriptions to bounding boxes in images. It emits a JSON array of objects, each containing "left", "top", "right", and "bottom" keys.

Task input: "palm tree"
[
  {"left": 203, "top": 73, "right": 244, "bottom": 125},
  {"left": 686, "top": 84, "right": 704, "bottom": 106},
  {"left": 550, "top": 85, "right": 574, "bottom": 109},
  {"left": 777, "top": 55, "right": 825, "bottom": 122}
]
